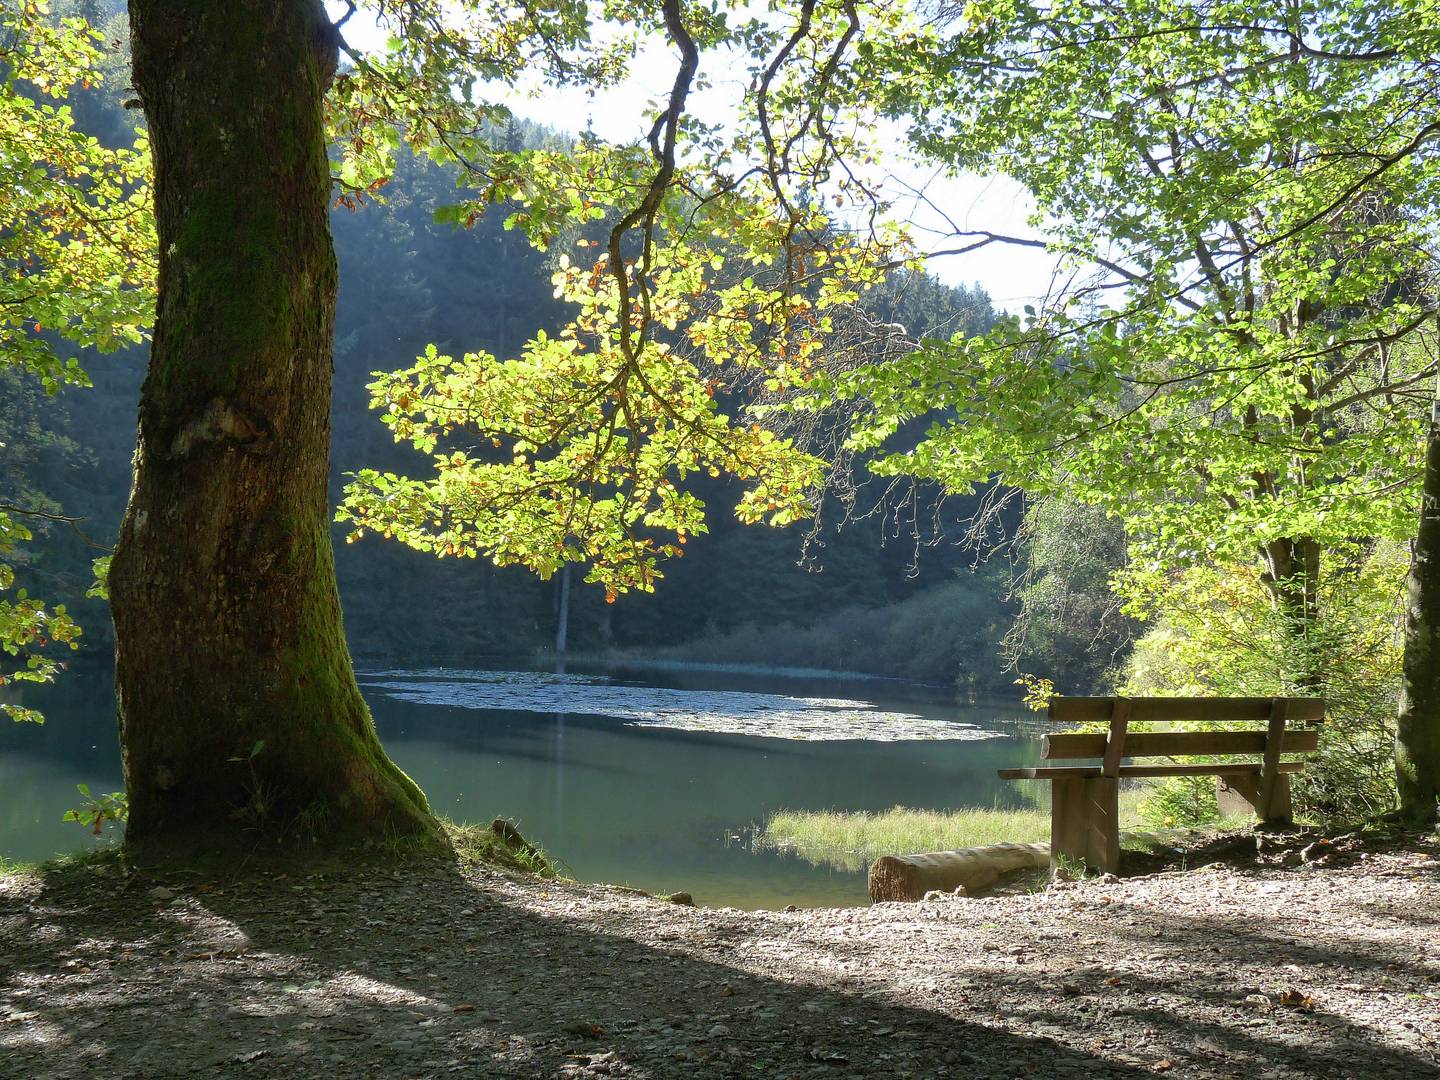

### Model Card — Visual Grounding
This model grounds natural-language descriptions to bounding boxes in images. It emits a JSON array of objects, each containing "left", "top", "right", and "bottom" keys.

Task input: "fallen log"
[{"left": 868, "top": 842, "right": 1050, "bottom": 902}]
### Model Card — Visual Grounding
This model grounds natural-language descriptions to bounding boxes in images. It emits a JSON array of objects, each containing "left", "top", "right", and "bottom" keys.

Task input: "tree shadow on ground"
[
  {"left": 949, "top": 905, "right": 1439, "bottom": 1080},
  {"left": 0, "top": 857, "right": 1142, "bottom": 1080},
  {"left": 711, "top": 865, "right": 1440, "bottom": 1080},
  {"left": 0, "top": 853, "right": 1434, "bottom": 1080}
]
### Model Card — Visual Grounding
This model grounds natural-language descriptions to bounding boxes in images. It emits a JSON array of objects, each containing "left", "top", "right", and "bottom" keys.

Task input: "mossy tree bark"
[
  {"left": 111, "top": 0, "right": 435, "bottom": 849},
  {"left": 1398, "top": 410, "right": 1440, "bottom": 825}
]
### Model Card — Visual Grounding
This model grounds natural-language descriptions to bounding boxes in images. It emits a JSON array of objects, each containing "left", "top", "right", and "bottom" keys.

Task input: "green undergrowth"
[
  {"left": 0, "top": 845, "right": 124, "bottom": 880},
  {"left": 0, "top": 854, "right": 34, "bottom": 877}
]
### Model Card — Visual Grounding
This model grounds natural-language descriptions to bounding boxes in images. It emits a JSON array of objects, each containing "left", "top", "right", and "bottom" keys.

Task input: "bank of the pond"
[
  {"left": 2, "top": 828, "right": 1435, "bottom": 1078},
  {"left": 756, "top": 792, "right": 1152, "bottom": 873},
  {"left": 564, "top": 653, "right": 915, "bottom": 684}
]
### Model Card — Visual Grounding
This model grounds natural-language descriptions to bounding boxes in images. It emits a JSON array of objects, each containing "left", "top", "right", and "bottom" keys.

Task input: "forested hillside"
[
  {"left": 326, "top": 135, "right": 1000, "bottom": 669},
  {"left": 5, "top": 23, "right": 1004, "bottom": 686}
]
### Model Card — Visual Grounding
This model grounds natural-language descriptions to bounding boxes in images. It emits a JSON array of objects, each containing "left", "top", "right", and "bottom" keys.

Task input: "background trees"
[
  {"left": 1006, "top": 500, "right": 1134, "bottom": 694},
  {"left": 836, "top": 0, "right": 1438, "bottom": 659},
  {"left": 0, "top": 0, "right": 152, "bottom": 722},
  {"left": 793, "top": 0, "right": 1440, "bottom": 817}
]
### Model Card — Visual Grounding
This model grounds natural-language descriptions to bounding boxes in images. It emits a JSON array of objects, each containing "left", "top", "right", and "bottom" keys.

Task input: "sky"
[{"left": 327, "top": 3, "right": 1064, "bottom": 311}]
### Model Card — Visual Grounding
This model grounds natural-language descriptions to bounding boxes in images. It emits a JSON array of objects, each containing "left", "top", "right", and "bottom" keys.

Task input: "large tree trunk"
[
  {"left": 1397, "top": 411, "right": 1440, "bottom": 824},
  {"left": 110, "top": 0, "right": 433, "bottom": 849}
]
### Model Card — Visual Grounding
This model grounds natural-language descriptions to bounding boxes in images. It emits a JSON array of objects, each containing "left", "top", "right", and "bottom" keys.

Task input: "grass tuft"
[
  {"left": 759, "top": 806, "right": 1052, "bottom": 871},
  {"left": 758, "top": 791, "right": 1153, "bottom": 873},
  {"left": 0, "top": 854, "right": 33, "bottom": 877},
  {"left": 0, "top": 846, "right": 126, "bottom": 879},
  {"left": 441, "top": 818, "right": 565, "bottom": 879}
]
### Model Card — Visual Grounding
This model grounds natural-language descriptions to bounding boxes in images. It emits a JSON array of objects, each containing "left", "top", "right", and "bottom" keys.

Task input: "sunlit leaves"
[
  {"left": 799, "top": 0, "right": 1440, "bottom": 619},
  {"left": 0, "top": 0, "right": 155, "bottom": 718},
  {"left": 0, "top": 1, "right": 154, "bottom": 390},
  {"left": 336, "top": 0, "right": 909, "bottom": 598},
  {"left": 0, "top": 510, "right": 82, "bottom": 722},
  {"left": 338, "top": 328, "right": 823, "bottom": 596}
]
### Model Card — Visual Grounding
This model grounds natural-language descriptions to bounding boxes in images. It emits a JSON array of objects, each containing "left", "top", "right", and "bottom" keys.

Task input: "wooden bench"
[{"left": 998, "top": 696, "right": 1324, "bottom": 875}]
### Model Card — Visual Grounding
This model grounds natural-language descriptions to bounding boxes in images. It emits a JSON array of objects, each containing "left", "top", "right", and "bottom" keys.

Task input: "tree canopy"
[
  {"left": 329, "top": 0, "right": 925, "bottom": 597},
  {"left": 816, "top": 3, "right": 1437, "bottom": 575}
]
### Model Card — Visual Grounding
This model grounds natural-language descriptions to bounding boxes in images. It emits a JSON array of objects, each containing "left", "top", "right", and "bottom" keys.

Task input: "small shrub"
[
  {"left": 62, "top": 784, "right": 127, "bottom": 836},
  {"left": 1118, "top": 544, "right": 1404, "bottom": 824},
  {"left": 1137, "top": 776, "right": 1219, "bottom": 829}
]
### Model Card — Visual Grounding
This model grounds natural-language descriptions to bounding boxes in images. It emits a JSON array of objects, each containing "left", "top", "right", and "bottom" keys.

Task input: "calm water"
[{"left": 0, "top": 661, "right": 1039, "bottom": 908}]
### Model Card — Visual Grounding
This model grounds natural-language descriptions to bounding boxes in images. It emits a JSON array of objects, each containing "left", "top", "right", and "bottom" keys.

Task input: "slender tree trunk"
[
  {"left": 1259, "top": 535, "right": 1322, "bottom": 690},
  {"left": 555, "top": 563, "right": 570, "bottom": 658},
  {"left": 1397, "top": 410, "right": 1440, "bottom": 824},
  {"left": 111, "top": 0, "right": 433, "bottom": 849}
]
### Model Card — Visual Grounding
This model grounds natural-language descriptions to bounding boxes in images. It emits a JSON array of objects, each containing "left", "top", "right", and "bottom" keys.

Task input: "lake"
[{"left": 0, "top": 661, "right": 1040, "bottom": 908}]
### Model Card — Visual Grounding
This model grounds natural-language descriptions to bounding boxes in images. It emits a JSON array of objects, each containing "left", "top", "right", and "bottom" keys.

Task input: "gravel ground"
[{"left": 1, "top": 832, "right": 1437, "bottom": 1079}]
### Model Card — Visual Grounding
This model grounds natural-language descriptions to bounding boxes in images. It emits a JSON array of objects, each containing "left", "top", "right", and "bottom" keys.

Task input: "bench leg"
[
  {"left": 1216, "top": 774, "right": 1293, "bottom": 824},
  {"left": 1051, "top": 776, "right": 1120, "bottom": 876}
]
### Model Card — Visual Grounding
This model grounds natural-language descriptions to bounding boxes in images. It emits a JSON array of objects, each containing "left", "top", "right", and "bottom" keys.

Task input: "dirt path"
[{"left": 2, "top": 836, "right": 1437, "bottom": 1078}]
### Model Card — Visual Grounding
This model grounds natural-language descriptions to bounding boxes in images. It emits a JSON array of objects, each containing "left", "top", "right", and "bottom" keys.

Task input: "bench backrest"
[
  {"left": 1043, "top": 695, "right": 1323, "bottom": 770},
  {"left": 1048, "top": 696, "right": 1325, "bottom": 725}
]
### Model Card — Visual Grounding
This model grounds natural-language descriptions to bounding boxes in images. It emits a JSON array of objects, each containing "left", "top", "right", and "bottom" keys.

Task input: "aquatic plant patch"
[{"left": 359, "top": 669, "right": 1002, "bottom": 742}]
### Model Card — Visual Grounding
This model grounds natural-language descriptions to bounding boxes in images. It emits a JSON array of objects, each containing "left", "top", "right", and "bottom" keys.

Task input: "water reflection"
[{"left": 1, "top": 663, "right": 1037, "bottom": 908}]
